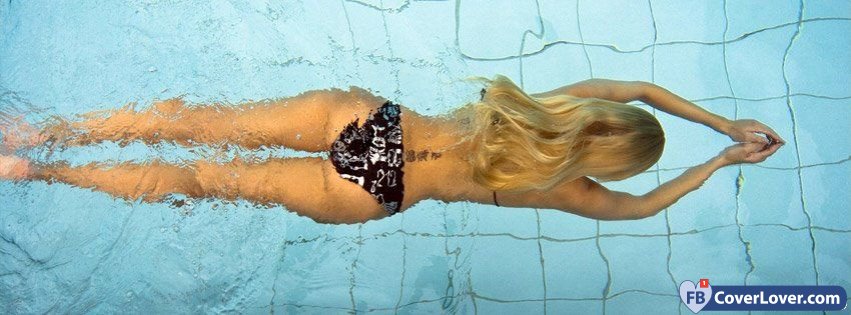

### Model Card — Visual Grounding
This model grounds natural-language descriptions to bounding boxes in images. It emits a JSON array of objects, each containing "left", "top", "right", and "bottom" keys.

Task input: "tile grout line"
[
  {"left": 535, "top": 209, "right": 548, "bottom": 314},
  {"left": 641, "top": 156, "right": 851, "bottom": 173},
  {"left": 781, "top": 0, "right": 821, "bottom": 287},
  {"left": 282, "top": 223, "right": 850, "bottom": 248},
  {"left": 575, "top": 0, "right": 593, "bottom": 78},
  {"left": 267, "top": 236, "right": 289, "bottom": 315},
  {"left": 455, "top": 17, "right": 851, "bottom": 60},
  {"left": 343, "top": 0, "right": 412, "bottom": 13},
  {"left": 467, "top": 199, "right": 480, "bottom": 314},
  {"left": 394, "top": 215, "right": 409, "bottom": 314},
  {"left": 378, "top": 0, "right": 403, "bottom": 102},
  {"left": 595, "top": 221, "right": 611, "bottom": 315},
  {"left": 690, "top": 93, "right": 851, "bottom": 103},
  {"left": 340, "top": 0, "right": 365, "bottom": 87},
  {"left": 720, "top": 0, "right": 756, "bottom": 287},
  {"left": 348, "top": 224, "right": 364, "bottom": 314},
  {"left": 441, "top": 201, "right": 457, "bottom": 312},
  {"left": 516, "top": 0, "right": 545, "bottom": 91},
  {"left": 646, "top": 1, "right": 681, "bottom": 313},
  {"left": 473, "top": 288, "right": 679, "bottom": 304}
]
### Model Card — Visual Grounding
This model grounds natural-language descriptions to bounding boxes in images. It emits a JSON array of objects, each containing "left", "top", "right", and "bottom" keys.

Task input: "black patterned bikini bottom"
[{"left": 330, "top": 100, "right": 405, "bottom": 216}]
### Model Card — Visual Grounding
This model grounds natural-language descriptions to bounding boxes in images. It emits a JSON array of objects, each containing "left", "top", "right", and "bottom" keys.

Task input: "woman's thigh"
[{"left": 205, "top": 157, "right": 386, "bottom": 223}]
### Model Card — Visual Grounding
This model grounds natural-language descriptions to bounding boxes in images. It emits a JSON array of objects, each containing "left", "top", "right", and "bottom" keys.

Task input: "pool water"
[{"left": 1, "top": 0, "right": 849, "bottom": 314}]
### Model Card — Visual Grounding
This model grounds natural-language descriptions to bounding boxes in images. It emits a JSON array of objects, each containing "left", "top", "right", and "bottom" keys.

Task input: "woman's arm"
[
  {"left": 568, "top": 141, "right": 783, "bottom": 220},
  {"left": 640, "top": 83, "right": 785, "bottom": 144},
  {"left": 631, "top": 155, "right": 728, "bottom": 218},
  {"left": 639, "top": 82, "right": 731, "bottom": 135},
  {"left": 539, "top": 79, "right": 729, "bottom": 132},
  {"left": 567, "top": 156, "right": 725, "bottom": 220},
  {"left": 539, "top": 80, "right": 785, "bottom": 144}
]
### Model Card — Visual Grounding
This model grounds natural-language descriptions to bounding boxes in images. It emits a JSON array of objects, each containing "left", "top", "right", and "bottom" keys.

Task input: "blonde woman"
[{"left": 0, "top": 76, "right": 783, "bottom": 224}]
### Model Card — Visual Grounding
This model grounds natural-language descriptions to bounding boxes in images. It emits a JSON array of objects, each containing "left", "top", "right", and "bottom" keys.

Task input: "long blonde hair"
[{"left": 462, "top": 75, "right": 665, "bottom": 192}]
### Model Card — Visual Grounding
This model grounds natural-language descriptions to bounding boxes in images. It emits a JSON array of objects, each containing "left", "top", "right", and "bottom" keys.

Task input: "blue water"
[{"left": 1, "top": 0, "right": 849, "bottom": 314}]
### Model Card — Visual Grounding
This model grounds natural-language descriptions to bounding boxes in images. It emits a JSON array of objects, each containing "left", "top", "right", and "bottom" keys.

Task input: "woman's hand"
[
  {"left": 724, "top": 119, "right": 785, "bottom": 145},
  {"left": 718, "top": 141, "right": 783, "bottom": 165}
]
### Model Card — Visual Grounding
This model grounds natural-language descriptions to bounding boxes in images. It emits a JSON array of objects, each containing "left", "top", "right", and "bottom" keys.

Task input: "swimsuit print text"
[{"left": 405, "top": 149, "right": 442, "bottom": 162}]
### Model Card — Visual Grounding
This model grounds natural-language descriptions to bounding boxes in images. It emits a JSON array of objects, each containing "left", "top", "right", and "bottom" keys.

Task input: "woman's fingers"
[
  {"left": 743, "top": 142, "right": 765, "bottom": 153},
  {"left": 726, "top": 119, "right": 784, "bottom": 144},
  {"left": 751, "top": 144, "right": 780, "bottom": 162},
  {"left": 742, "top": 142, "right": 765, "bottom": 156},
  {"left": 746, "top": 142, "right": 782, "bottom": 163},
  {"left": 729, "top": 142, "right": 762, "bottom": 161},
  {"left": 722, "top": 137, "right": 784, "bottom": 165},
  {"left": 758, "top": 131, "right": 782, "bottom": 144},
  {"left": 748, "top": 121, "right": 785, "bottom": 144},
  {"left": 744, "top": 132, "right": 769, "bottom": 144}
]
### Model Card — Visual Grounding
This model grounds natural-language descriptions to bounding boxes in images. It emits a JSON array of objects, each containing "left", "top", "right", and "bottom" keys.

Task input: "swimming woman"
[{"left": 0, "top": 76, "right": 784, "bottom": 224}]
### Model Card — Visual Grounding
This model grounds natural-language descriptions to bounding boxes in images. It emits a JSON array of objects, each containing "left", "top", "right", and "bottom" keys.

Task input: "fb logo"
[{"left": 680, "top": 279, "right": 712, "bottom": 313}]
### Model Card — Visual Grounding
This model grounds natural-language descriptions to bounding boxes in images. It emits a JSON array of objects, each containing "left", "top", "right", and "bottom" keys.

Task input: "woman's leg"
[
  {"left": 43, "top": 87, "right": 383, "bottom": 151},
  {"left": 22, "top": 157, "right": 386, "bottom": 224},
  {"left": 0, "top": 155, "right": 29, "bottom": 180}
]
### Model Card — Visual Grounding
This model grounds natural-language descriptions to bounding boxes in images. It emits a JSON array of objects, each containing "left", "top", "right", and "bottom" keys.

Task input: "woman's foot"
[
  {"left": 0, "top": 155, "right": 31, "bottom": 180},
  {"left": 0, "top": 118, "right": 47, "bottom": 152}
]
